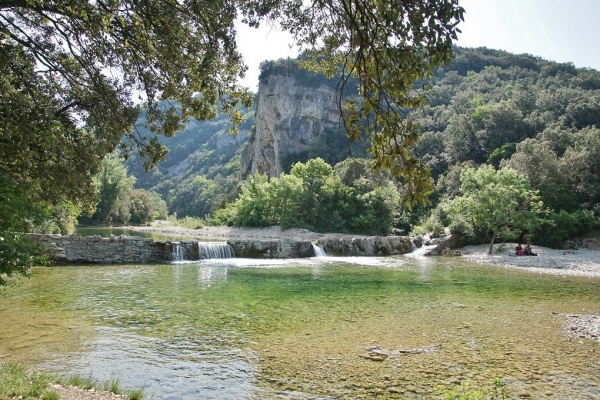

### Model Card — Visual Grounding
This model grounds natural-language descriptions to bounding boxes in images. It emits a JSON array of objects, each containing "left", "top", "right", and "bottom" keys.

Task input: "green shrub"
[{"left": 534, "top": 209, "right": 596, "bottom": 248}]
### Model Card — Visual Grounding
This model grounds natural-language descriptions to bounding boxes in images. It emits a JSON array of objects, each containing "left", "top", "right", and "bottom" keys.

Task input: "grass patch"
[
  {"left": 0, "top": 363, "right": 144, "bottom": 400},
  {"left": 0, "top": 362, "right": 58, "bottom": 400},
  {"left": 61, "top": 375, "right": 145, "bottom": 400}
]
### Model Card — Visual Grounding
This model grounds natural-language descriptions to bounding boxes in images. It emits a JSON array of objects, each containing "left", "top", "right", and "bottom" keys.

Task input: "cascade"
[
  {"left": 171, "top": 242, "right": 185, "bottom": 261},
  {"left": 407, "top": 243, "right": 438, "bottom": 257},
  {"left": 198, "top": 242, "right": 235, "bottom": 259},
  {"left": 312, "top": 243, "right": 326, "bottom": 257},
  {"left": 410, "top": 240, "right": 417, "bottom": 252}
]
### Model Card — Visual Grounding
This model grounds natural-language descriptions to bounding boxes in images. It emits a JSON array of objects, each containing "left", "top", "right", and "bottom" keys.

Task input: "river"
[{"left": 1, "top": 255, "right": 599, "bottom": 399}]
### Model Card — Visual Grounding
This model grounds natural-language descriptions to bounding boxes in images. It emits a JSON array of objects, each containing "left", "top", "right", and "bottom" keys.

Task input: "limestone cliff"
[{"left": 240, "top": 73, "right": 341, "bottom": 178}]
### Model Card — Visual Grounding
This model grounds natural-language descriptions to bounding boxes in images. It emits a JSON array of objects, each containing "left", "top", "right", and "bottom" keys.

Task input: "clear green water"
[{"left": 1, "top": 256, "right": 599, "bottom": 399}]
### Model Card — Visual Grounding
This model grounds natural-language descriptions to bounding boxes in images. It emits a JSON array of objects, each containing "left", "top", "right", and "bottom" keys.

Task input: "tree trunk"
[{"left": 488, "top": 231, "right": 496, "bottom": 255}]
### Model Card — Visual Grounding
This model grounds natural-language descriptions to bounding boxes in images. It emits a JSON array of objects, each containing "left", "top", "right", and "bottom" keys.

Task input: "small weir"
[
  {"left": 312, "top": 243, "right": 326, "bottom": 257},
  {"left": 171, "top": 241, "right": 235, "bottom": 261},
  {"left": 198, "top": 242, "right": 235, "bottom": 260}
]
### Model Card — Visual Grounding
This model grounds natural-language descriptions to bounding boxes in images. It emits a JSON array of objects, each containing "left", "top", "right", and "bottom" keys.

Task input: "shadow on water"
[{"left": 1, "top": 256, "right": 599, "bottom": 399}]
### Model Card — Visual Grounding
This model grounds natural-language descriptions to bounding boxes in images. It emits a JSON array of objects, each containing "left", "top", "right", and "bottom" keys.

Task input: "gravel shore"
[{"left": 458, "top": 243, "right": 600, "bottom": 278}]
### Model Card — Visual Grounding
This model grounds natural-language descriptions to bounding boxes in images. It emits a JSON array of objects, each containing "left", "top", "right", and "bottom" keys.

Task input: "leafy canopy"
[
  {"left": 285, "top": 0, "right": 464, "bottom": 206},
  {"left": 217, "top": 158, "right": 401, "bottom": 235},
  {"left": 444, "top": 165, "right": 548, "bottom": 254},
  {"left": 1, "top": 0, "right": 251, "bottom": 211},
  {"left": 1, "top": 0, "right": 464, "bottom": 211}
]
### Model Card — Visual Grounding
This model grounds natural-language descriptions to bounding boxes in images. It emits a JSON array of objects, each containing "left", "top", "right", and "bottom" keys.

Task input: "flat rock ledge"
[
  {"left": 315, "top": 235, "right": 413, "bottom": 256},
  {"left": 228, "top": 235, "right": 416, "bottom": 258}
]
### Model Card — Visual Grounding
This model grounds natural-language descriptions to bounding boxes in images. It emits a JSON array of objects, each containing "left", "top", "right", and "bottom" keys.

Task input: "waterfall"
[
  {"left": 198, "top": 242, "right": 235, "bottom": 259},
  {"left": 407, "top": 244, "right": 438, "bottom": 257},
  {"left": 312, "top": 243, "right": 326, "bottom": 257},
  {"left": 171, "top": 242, "right": 185, "bottom": 261}
]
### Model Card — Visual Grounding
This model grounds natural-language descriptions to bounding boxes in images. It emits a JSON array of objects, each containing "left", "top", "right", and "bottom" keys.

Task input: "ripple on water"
[
  {"left": 2, "top": 258, "right": 600, "bottom": 399},
  {"left": 39, "top": 326, "right": 258, "bottom": 400}
]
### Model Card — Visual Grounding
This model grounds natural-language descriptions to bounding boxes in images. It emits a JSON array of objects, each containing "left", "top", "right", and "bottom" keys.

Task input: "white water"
[
  {"left": 406, "top": 244, "right": 438, "bottom": 258},
  {"left": 199, "top": 242, "right": 235, "bottom": 259},
  {"left": 312, "top": 243, "right": 326, "bottom": 257},
  {"left": 171, "top": 243, "right": 185, "bottom": 261}
]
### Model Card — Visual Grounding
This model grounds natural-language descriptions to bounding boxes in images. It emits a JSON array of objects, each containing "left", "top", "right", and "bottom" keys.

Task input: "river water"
[{"left": 1, "top": 255, "right": 599, "bottom": 399}]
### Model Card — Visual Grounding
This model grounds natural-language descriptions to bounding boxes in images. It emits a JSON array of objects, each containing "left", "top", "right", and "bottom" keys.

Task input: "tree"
[
  {"left": 288, "top": 1, "right": 464, "bottom": 206},
  {"left": 1, "top": 0, "right": 464, "bottom": 212},
  {"left": 0, "top": 173, "right": 50, "bottom": 284},
  {"left": 559, "top": 126, "right": 600, "bottom": 209},
  {"left": 501, "top": 139, "right": 577, "bottom": 212},
  {"left": 92, "top": 153, "right": 136, "bottom": 225},
  {"left": 129, "top": 189, "right": 167, "bottom": 224},
  {"left": 445, "top": 165, "right": 547, "bottom": 254}
]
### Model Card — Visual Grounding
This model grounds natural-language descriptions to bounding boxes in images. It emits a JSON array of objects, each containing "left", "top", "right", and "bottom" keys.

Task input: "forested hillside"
[
  {"left": 123, "top": 106, "right": 254, "bottom": 218},
  {"left": 122, "top": 47, "right": 599, "bottom": 243}
]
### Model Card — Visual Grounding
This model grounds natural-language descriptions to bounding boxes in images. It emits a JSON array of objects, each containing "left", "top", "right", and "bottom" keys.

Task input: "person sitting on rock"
[
  {"left": 524, "top": 244, "right": 537, "bottom": 256},
  {"left": 515, "top": 243, "right": 524, "bottom": 256}
]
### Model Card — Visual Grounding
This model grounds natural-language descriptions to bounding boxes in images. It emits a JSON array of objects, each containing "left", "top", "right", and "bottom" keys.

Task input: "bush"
[
  {"left": 0, "top": 233, "right": 49, "bottom": 285},
  {"left": 217, "top": 159, "right": 402, "bottom": 235},
  {"left": 534, "top": 209, "right": 597, "bottom": 248}
]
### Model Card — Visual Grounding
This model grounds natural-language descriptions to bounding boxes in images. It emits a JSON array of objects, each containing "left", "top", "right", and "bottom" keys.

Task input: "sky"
[{"left": 236, "top": 0, "right": 600, "bottom": 90}]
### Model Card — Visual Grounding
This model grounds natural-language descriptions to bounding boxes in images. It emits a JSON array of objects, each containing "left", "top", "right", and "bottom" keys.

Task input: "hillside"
[{"left": 126, "top": 47, "right": 600, "bottom": 235}]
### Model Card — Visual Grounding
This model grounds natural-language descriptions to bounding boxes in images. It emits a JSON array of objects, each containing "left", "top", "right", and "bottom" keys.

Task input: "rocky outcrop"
[
  {"left": 316, "top": 235, "right": 413, "bottom": 256},
  {"left": 228, "top": 238, "right": 314, "bottom": 258},
  {"left": 239, "top": 74, "right": 340, "bottom": 178}
]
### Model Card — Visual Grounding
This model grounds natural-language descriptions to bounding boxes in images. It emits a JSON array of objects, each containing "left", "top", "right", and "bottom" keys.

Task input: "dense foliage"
[
  {"left": 442, "top": 165, "right": 547, "bottom": 254},
  {"left": 81, "top": 154, "right": 168, "bottom": 226},
  {"left": 214, "top": 158, "right": 401, "bottom": 235},
  {"left": 410, "top": 47, "right": 600, "bottom": 246},
  {"left": 126, "top": 47, "right": 599, "bottom": 248}
]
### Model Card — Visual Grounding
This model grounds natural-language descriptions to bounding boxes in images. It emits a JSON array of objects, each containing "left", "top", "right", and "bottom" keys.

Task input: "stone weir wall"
[
  {"left": 27, "top": 234, "right": 198, "bottom": 264},
  {"left": 316, "top": 235, "right": 413, "bottom": 256},
  {"left": 227, "top": 235, "right": 414, "bottom": 258},
  {"left": 28, "top": 234, "right": 417, "bottom": 264}
]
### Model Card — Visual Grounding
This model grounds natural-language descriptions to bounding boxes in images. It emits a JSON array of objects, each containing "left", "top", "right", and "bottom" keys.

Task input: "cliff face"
[{"left": 240, "top": 74, "right": 341, "bottom": 178}]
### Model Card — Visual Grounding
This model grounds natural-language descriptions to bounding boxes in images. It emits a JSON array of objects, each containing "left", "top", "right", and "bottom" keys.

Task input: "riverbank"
[
  {"left": 125, "top": 223, "right": 326, "bottom": 241},
  {"left": 458, "top": 243, "right": 600, "bottom": 278},
  {"left": 125, "top": 223, "right": 600, "bottom": 277}
]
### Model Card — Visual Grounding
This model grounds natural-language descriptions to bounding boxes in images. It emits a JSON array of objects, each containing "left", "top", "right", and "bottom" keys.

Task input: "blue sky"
[{"left": 236, "top": 0, "right": 600, "bottom": 90}]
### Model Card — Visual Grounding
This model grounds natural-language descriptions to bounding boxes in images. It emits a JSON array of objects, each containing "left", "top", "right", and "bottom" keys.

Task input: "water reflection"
[{"left": 198, "top": 265, "right": 228, "bottom": 289}]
